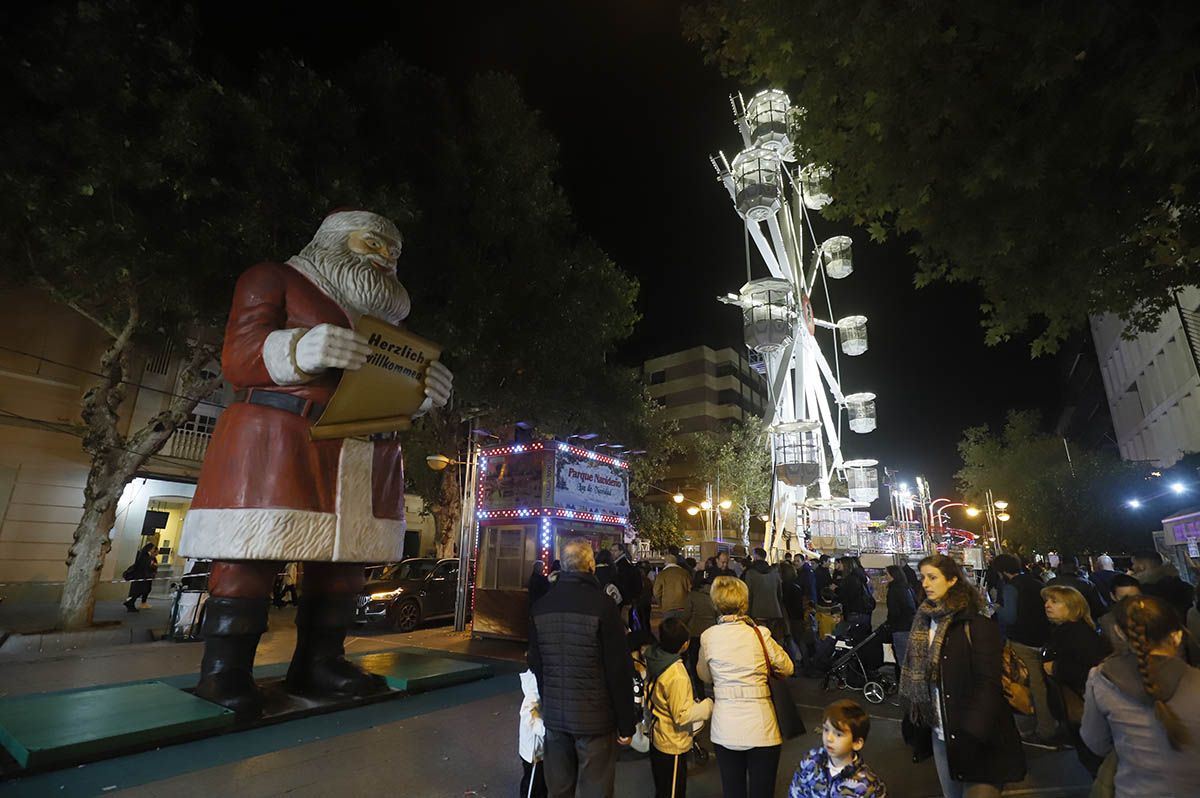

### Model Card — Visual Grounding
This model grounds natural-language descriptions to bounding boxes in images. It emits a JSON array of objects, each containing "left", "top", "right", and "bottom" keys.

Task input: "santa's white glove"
[
  {"left": 295, "top": 323, "right": 372, "bottom": 374},
  {"left": 412, "top": 361, "right": 454, "bottom": 418}
]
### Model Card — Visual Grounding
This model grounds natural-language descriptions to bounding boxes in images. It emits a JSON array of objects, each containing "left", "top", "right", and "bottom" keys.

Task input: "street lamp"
[
  {"left": 687, "top": 506, "right": 700, "bottom": 516},
  {"left": 426, "top": 454, "right": 464, "bottom": 471},
  {"left": 673, "top": 493, "right": 685, "bottom": 503},
  {"left": 966, "top": 507, "right": 981, "bottom": 518},
  {"left": 994, "top": 500, "right": 1009, "bottom": 511},
  {"left": 719, "top": 499, "right": 733, "bottom": 510},
  {"left": 997, "top": 512, "right": 1012, "bottom": 522}
]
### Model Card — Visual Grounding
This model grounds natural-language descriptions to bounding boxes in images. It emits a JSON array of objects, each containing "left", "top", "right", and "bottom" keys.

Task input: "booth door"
[{"left": 477, "top": 526, "right": 537, "bottom": 590}]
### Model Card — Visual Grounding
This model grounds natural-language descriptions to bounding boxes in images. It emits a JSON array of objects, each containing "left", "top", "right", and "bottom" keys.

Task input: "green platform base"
[
  {"left": 0, "top": 681, "right": 234, "bottom": 770},
  {"left": 0, "top": 648, "right": 492, "bottom": 775}
]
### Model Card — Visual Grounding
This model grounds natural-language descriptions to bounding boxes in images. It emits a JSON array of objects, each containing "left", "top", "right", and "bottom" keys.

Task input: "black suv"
[{"left": 357, "top": 558, "right": 460, "bottom": 632}]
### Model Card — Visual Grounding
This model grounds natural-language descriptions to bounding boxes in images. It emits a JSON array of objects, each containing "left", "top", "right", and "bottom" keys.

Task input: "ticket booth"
[{"left": 471, "top": 440, "right": 630, "bottom": 641}]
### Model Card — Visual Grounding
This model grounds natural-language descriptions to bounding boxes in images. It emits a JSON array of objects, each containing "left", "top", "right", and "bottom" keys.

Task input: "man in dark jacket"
[
  {"left": 743, "top": 547, "right": 787, "bottom": 640},
  {"left": 1132, "top": 550, "right": 1195, "bottom": 621},
  {"left": 528, "top": 539, "right": 636, "bottom": 798},
  {"left": 1046, "top": 553, "right": 1106, "bottom": 620},
  {"left": 994, "top": 553, "right": 1059, "bottom": 744},
  {"left": 609, "top": 543, "right": 642, "bottom": 606}
]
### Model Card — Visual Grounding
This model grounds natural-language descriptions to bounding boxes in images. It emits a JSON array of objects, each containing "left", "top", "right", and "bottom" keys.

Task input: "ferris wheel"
[{"left": 710, "top": 89, "right": 880, "bottom": 555}]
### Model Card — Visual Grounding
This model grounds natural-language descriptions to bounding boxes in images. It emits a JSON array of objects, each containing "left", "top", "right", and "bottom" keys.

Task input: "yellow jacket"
[{"left": 649, "top": 659, "right": 713, "bottom": 755}]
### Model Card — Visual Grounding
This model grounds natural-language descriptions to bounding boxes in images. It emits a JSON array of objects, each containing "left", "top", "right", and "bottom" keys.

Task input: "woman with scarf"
[{"left": 900, "top": 554, "right": 1025, "bottom": 798}]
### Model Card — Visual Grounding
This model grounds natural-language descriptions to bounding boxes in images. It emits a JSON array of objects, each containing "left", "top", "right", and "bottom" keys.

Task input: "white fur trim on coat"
[
  {"left": 262, "top": 328, "right": 311, "bottom": 385},
  {"left": 179, "top": 439, "right": 405, "bottom": 563},
  {"left": 332, "top": 438, "right": 404, "bottom": 561}
]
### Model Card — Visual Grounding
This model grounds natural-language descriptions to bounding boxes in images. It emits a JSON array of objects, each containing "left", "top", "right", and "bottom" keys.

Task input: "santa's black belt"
[{"left": 233, "top": 389, "right": 325, "bottom": 420}]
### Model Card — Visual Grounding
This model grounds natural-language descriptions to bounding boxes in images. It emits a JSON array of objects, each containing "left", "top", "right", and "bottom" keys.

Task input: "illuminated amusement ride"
[{"left": 710, "top": 89, "right": 909, "bottom": 557}]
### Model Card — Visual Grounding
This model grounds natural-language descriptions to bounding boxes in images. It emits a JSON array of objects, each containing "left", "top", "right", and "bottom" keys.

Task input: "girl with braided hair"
[{"left": 1080, "top": 594, "right": 1200, "bottom": 797}]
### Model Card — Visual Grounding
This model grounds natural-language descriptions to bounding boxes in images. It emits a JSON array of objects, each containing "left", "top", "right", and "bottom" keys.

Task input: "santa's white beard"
[{"left": 290, "top": 233, "right": 411, "bottom": 324}]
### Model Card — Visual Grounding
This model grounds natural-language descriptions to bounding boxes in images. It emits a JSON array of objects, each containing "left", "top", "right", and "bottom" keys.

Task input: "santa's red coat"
[{"left": 179, "top": 262, "right": 405, "bottom": 563}]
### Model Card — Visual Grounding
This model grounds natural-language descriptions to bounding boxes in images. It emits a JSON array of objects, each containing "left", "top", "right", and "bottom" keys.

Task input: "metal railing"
[{"left": 168, "top": 428, "right": 212, "bottom": 461}]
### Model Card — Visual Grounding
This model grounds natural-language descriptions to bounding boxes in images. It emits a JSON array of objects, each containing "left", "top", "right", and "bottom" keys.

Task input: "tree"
[
  {"left": 0, "top": 5, "right": 651, "bottom": 625},
  {"left": 630, "top": 501, "right": 684, "bottom": 554},
  {"left": 955, "top": 410, "right": 1153, "bottom": 554},
  {"left": 691, "top": 417, "right": 773, "bottom": 546},
  {"left": 0, "top": 2, "right": 377, "bottom": 629},
  {"left": 364, "top": 68, "right": 650, "bottom": 557},
  {"left": 685, "top": 1, "right": 1200, "bottom": 354}
]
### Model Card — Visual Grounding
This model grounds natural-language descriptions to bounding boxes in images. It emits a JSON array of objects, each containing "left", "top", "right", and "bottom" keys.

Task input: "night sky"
[{"left": 201, "top": 0, "right": 1062, "bottom": 495}]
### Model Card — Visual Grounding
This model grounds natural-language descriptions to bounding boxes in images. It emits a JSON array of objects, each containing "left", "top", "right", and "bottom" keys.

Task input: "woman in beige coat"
[{"left": 697, "top": 575, "right": 794, "bottom": 798}]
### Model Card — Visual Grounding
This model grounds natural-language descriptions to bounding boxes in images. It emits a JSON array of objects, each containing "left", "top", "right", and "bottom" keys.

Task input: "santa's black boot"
[
  {"left": 285, "top": 593, "right": 389, "bottom": 698},
  {"left": 194, "top": 596, "right": 270, "bottom": 720}
]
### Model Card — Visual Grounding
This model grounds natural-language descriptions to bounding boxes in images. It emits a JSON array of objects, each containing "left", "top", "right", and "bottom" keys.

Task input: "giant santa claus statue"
[{"left": 179, "top": 209, "right": 452, "bottom": 718}]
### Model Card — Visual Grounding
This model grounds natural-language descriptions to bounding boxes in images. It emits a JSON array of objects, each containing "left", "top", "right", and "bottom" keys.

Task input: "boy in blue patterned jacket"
[{"left": 789, "top": 699, "right": 887, "bottom": 797}]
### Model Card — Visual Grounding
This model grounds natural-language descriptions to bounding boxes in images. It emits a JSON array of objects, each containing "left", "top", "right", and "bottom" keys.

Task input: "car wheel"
[{"left": 391, "top": 599, "right": 420, "bottom": 633}]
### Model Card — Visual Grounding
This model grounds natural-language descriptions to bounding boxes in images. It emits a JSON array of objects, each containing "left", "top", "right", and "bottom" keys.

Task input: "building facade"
[
  {"left": 642, "top": 345, "right": 769, "bottom": 554},
  {"left": 0, "top": 288, "right": 434, "bottom": 601},
  {"left": 1091, "top": 287, "right": 1200, "bottom": 466}
]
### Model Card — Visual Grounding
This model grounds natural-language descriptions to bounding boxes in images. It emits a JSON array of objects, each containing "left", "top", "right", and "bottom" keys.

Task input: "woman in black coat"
[
  {"left": 123, "top": 543, "right": 157, "bottom": 612},
  {"left": 884, "top": 565, "right": 916, "bottom": 671},
  {"left": 900, "top": 554, "right": 1025, "bottom": 797},
  {"left": 1041, "top": 584, "right": 1110, "bottom": 775}
]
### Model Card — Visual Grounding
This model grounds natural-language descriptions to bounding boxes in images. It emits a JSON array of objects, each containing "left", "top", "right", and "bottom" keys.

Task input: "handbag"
[
  {"left": 964, "top": 621, "right": 1034, "bottom": 715},
  {"left": 1045, "top": 674, "right": 1085, "bottom": 726},
  {"left": 1001, "top": 642, "right": 1034, "bottom": 716},
  {"left": 749, "top": 622, "right": 805, "bottom": 739}
]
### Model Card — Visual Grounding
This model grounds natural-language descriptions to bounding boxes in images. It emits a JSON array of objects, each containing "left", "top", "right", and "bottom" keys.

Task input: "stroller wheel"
[
  {"left": 878, "top": 673, "right": 898, "bottom": 694},
  {"left": 863, "top": 681, "right": 886, "bottom": 704}
]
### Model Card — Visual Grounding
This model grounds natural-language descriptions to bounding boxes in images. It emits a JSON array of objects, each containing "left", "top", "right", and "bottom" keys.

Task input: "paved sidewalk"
[{"left": 0, "top": 618, "right": 1092, "bottom": 797}]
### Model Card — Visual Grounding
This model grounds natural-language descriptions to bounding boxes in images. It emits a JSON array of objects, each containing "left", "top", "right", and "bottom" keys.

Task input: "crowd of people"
[{"left": 519, "top": 541, "right": 1200, "bottom": 798}]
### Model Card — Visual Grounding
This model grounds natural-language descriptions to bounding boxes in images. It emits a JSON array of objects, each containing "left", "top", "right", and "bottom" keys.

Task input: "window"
[
  {"left": 717, "top": 389, "right": 739, "bottom": 405},
  {"left": 649, "top": 370, "right": 666, "bottom": 385},
  {"left": 432, "top": 562, "right": 458, "bottom": 581},
  {"left": 182, "top": 412, "right": 218, "bottom": 435}
]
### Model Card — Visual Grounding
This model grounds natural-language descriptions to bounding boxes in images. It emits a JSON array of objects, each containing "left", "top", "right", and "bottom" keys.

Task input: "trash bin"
[{"left": 168, "top": 586, "right": 208, "bottom": 641}]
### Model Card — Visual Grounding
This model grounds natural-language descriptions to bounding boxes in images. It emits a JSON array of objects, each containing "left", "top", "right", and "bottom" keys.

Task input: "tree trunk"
[
  {"left": 56, "top": 303, "right": 221, "bottom": 629},
  {"left": 59, "top": 501, "right": 120, "bottom": 630},
  {"left": 432, "top": 465, "right": 461, "bottom": 559}
]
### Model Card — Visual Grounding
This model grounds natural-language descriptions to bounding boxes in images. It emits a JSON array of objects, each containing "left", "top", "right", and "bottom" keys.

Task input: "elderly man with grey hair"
[{"left": 528, "top": 539, "right": 636, "bottom": 798}]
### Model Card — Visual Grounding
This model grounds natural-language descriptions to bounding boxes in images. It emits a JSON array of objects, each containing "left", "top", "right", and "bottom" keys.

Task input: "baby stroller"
[{"left": 819, "top": 617, "right": 897, "bottom": 704}]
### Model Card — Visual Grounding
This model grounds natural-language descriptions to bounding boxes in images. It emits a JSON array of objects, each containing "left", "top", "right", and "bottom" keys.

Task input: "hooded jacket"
[
  {"left": 645, "top": 645, "right": 713, "bottom": 755},
  {"left": 788, "top": 747, "right": 888, "bottom": 798},
  {"left": 1080, "top": 652, "right": 1200, "bottom": 797}
]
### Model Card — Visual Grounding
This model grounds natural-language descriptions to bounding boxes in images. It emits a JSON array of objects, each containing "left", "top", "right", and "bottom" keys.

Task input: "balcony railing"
[{"left": 169, "top": 428, "right": 212, "bottom": 462}]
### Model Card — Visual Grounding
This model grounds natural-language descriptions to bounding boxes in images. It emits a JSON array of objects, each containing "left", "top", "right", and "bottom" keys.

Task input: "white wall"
[{"left": 1092, "top": 287, "right": 1200, "bottom": 466}]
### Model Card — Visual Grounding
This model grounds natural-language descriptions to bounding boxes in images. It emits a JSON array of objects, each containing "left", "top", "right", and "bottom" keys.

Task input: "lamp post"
[
  {"left": 980, "top": 490, "right": 1010, "bottom": 556},
  {"left": 426, "top": 422, "right": 493, "bottom": 633}
]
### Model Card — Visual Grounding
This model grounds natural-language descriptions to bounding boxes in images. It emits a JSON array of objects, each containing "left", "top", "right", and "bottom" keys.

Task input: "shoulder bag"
[{"left": 749, "top": 622, "right": 805, "bottom": 739}]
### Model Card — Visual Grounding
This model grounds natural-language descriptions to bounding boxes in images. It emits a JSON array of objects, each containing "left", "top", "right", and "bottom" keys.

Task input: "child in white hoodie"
[{"left": 518, "top": 669, "right": 547, "bottom": 798}]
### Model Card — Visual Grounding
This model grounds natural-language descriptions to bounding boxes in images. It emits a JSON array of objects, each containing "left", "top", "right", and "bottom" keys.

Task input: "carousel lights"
[
  {"left": 483, "top": 440, "right": 628, "bottom": 469},
  {"left": 476, "top": 507, "right": 628, "bottom": 526}
]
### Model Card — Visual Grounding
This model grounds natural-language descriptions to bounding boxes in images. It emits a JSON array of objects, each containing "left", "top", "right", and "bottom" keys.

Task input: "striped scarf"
[{"left": 899, "top": 590, "right": 969, "bottom": 727}]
